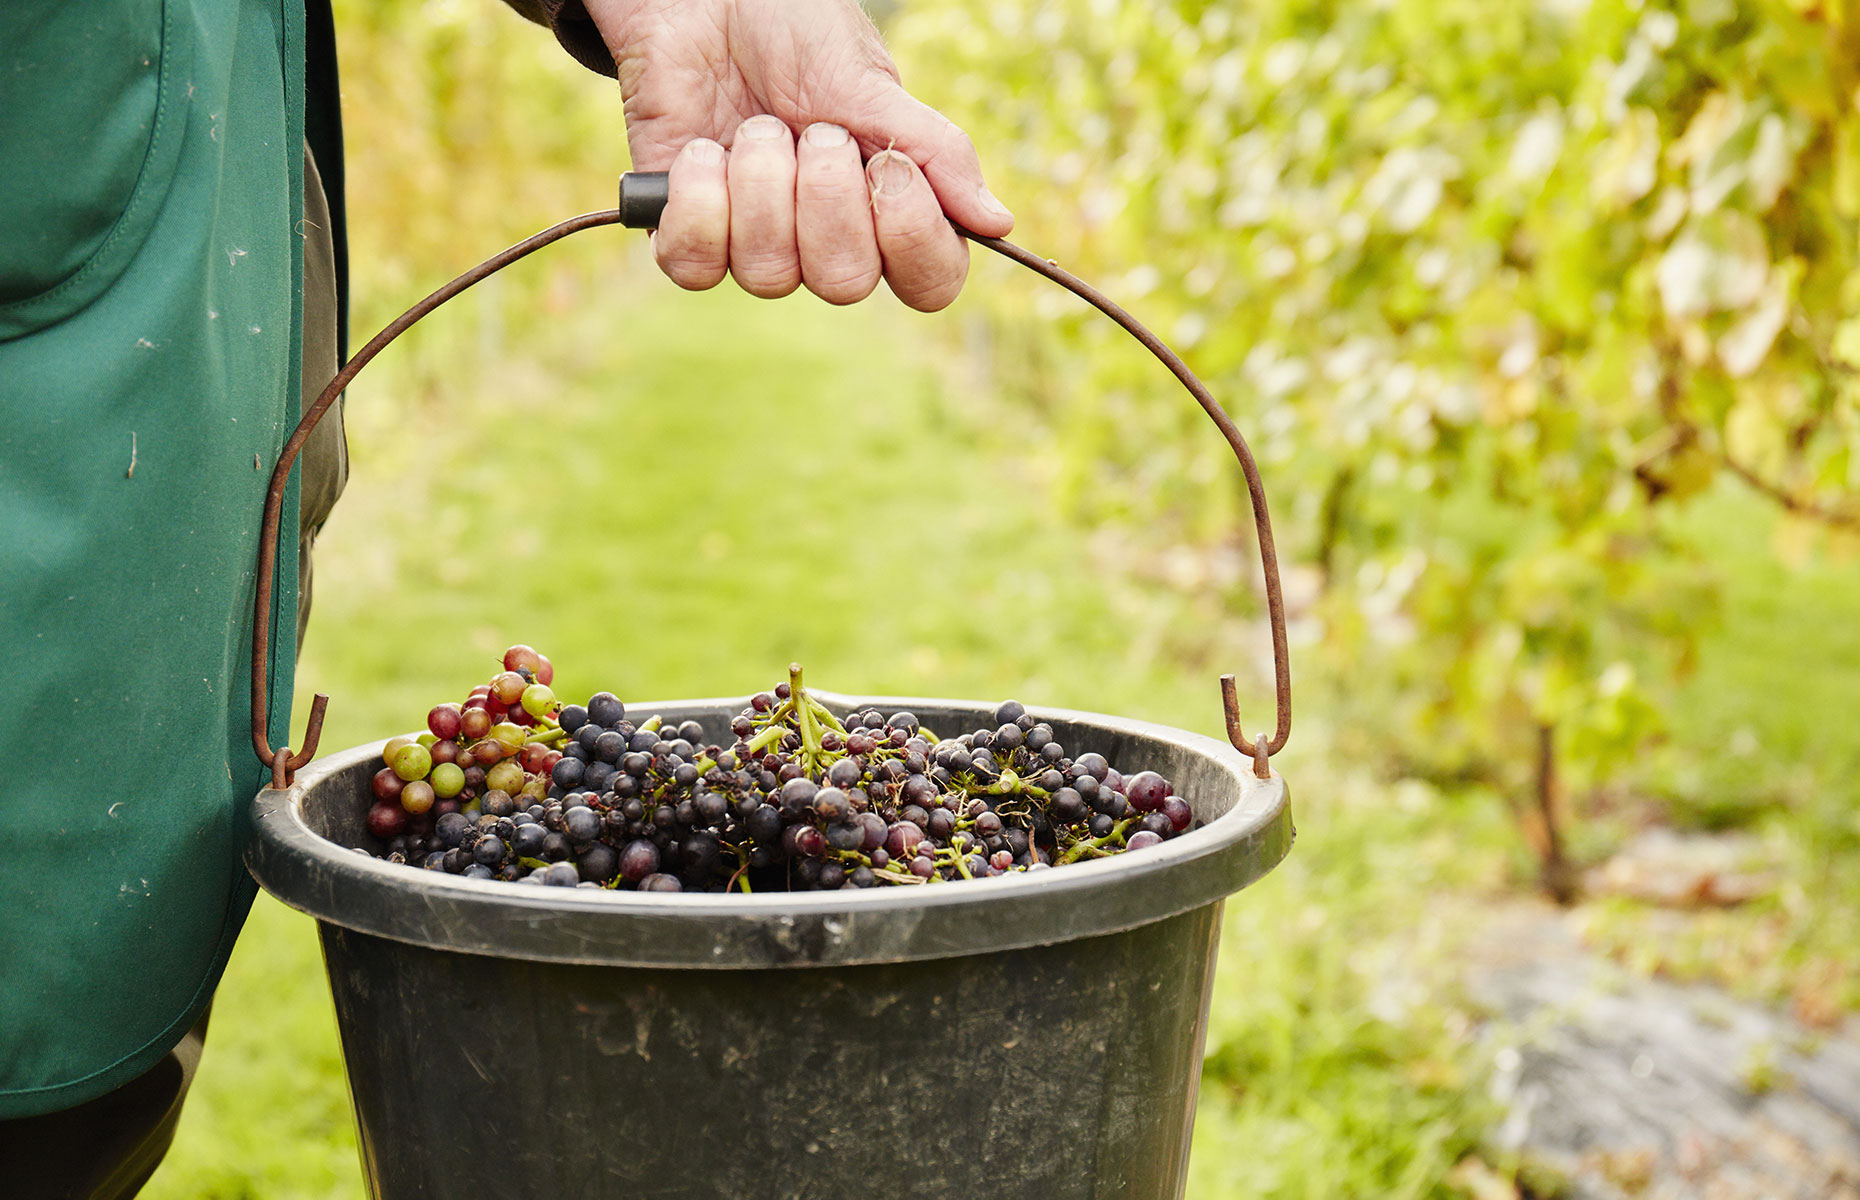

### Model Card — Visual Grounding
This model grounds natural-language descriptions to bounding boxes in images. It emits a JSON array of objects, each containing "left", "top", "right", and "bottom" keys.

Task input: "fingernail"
[
  {"left": 804, "top": 122, "right": 850, "bottom": 148},
  {"left": 738, "top": 115, "right": 786, "bottom": 141},
  {"left": 977, "top": 184, "right": 1013, "bottom": 220},
  {"left": 871, "top": 151, "right": 915, "bottom": 193},
  {"left": 688, "top": 139, "right": 724, "bottom": 165}
]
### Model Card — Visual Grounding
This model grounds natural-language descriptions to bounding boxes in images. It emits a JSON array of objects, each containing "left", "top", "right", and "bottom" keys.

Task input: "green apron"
[{"left": 0, "top": 0, "right": 305, "bottom": 1116}]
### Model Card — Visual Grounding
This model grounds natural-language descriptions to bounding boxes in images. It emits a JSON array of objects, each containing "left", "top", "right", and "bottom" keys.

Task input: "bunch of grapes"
[
  {"left": 361, "top": 660, "right": 1195, "bottom": 892},
  {"left": 364, "top": 645, "right": 566, "bottom": 853}
]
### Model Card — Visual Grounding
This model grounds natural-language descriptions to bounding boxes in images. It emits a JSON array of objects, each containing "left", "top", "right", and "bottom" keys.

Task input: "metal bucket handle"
[{"left": 249, "top": 172, "right": 1292, "bottom": 787}]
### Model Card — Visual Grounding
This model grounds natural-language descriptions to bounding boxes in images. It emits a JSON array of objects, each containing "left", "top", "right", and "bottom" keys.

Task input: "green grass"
[{"left": 1577, "top": 494, "right": 1860, "bottom": 1019}]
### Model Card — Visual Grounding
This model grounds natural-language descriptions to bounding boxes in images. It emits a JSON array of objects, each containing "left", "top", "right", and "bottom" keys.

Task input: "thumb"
[{"left": 853, "top": 83, "right": 1014, "bottom": 238}]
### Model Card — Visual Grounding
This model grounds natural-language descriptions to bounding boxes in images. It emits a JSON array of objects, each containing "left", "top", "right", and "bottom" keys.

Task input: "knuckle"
[
  {"left": 879, "top": 214, "right": 951, "bottom": 255},
  {"left": 807, "top": 261, "right": 882, "bottom": 306},
  {"left": 798, "top": 174, "right": 869, "bottom": 211},
  {"left": 892, "top": 258, "right": 968, "bottom": 313},
  {"left": 945, "top": 122, "right": 977, "bottom": 160},
  {"left": 660, "top": 261, "right": 726, "bottom": 291},
  {"left": 655, "top": 241, "right": 727, "bottom": 289},
  {"left": 732, "top": 265, "right": 801, "bottom": 299}
]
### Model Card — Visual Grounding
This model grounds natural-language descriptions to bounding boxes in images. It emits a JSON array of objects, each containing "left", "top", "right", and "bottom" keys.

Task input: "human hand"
[{"left": 580, "top": 0, "right": 1013, "bottom": 311}]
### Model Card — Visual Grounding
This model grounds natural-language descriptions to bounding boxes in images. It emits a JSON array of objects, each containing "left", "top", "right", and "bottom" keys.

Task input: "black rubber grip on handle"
[{"left": 619, "top": 172, "right": 671, "bottom": 229}]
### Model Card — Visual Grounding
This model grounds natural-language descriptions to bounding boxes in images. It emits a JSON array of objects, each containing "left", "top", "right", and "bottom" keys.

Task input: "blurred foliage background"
[
  {"left": 146, "top": 0, "right": 1858, "bottom": 1196},
  {"left": 896, "top": 0, "right": 1860, "bottom": 884}
]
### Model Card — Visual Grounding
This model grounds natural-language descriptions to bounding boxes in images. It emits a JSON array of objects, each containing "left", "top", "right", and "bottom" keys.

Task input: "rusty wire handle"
[{"left": 252, "top": 176, "right": 1290, "bottom": 784}]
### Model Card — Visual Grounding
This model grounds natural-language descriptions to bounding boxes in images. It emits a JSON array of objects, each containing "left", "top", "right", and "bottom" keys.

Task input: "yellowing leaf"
[
  {"left": 1593, "top": 107, "right": 1662, "bottom": 209},
  {"left": 1657, "top": 212, "right": 1770, "bottom": 318},
  {"left": 1831, "top": 316, "right": 1860, "bottom": 368},
  {"left": 1724, "top": 395, "right": 1788, "bottom": 473}
]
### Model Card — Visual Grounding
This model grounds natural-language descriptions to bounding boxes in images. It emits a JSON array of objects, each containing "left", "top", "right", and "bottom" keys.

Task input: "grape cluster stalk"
[{"left": 362, "top": 651, "right": 1196, "bottom": 892}]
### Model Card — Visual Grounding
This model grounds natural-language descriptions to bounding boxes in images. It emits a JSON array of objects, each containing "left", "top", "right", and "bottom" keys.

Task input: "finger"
[
  {"left": 856, "top": 83, "right": 1013, "bottom": 239},
  {"left": 795, "top": 123, "right": 881, "bottom": 305},
  {"left": 653, "top": 139, "right": 729, "bottom": 291},
  {"left": 867, "top": 150, "right": 969, "bottom": 313},
  {"left": 727, "top": 114, "right": 801, "bottom": 300}
]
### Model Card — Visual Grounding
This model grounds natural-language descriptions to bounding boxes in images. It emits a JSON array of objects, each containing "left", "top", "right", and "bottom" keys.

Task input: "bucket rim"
[{"left": 247, "top": 692, "right": 1294, "bottom": 968}]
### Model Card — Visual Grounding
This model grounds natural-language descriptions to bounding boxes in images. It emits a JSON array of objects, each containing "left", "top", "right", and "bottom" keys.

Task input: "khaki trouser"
[{"left": 0, "top": 139, "right": 348, "bottom": 1200}]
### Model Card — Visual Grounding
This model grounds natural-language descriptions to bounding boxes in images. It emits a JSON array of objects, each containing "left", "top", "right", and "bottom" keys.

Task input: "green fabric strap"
[{"left": 0, "top": 0, "right": 305, "bottom": 1116}]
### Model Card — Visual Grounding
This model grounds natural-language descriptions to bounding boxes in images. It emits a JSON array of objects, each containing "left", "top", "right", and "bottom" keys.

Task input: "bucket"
[
  {"left": 250, "top": 696, "right": 1290, "bottom": 1198},
  {"left": 243, "top": 175, "right": 1300, "bottom": 1198}
]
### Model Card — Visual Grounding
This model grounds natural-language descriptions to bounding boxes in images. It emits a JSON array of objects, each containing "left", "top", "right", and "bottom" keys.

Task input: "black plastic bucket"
[{"left": 248, "top": 692, "right": 1292, "bottom": 1199}]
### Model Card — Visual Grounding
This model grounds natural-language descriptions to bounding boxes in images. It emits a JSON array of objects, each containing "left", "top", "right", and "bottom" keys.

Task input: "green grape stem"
[{"left": 1056, "top": 818, "right": 1135, "bottom": 865}]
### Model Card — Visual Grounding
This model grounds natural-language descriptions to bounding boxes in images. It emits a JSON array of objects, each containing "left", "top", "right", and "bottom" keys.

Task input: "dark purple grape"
[
  {"left": 1162, "top": 797, "right": 1193, "bottom": 832},
  {"left": 993, "top": 700, "right": 1025, "bottom": 726},
  {"left": 543, "top": 862, "right": 581, "bottom": 886},
  {"left": 826, "top": 822, "right": 865, "bottom": 852},
  {"left": 817, "top": 863, "right": 846, "bottom": 890},
  {"left": 619, "top": 839, "right": 661, "bottom": 882},
  {"left": 575, "top": 842, "right": 617, "bottom": 882},
  {"left": 551, "top": 757, "right": 586, "bottom": 790},
  {"left": 594, "top": 730, "right": 627, "bottom": 762},
  {"left": 779, "top": 777, "right": 818, "bottom": 815},
  {"left": 564, "top": 806, "right": 602, "bottom": 842},
  {"left": 587, "top": 692, "right": 625, "bottom": 727},
  {"left": 1126, "top": 830, "right": 1164, "bottom": 851},
  {"left": 511, "top": 823, "right": 548, "bottom": 859},
  {"left": 472, "top": 836, "right": 506, "bottom": 867},
  {"left": 793, "top": 826, "right": 826, "bottom": 858},
  {"left": 558, "top": 704, "right": 590, "bottom": 735},
  {"left": 814, "top": 787, "right": 852, "bottom": 824},
  {"left": 1051, "top": 788, "right": 1087, "bottom": 824},
  {"left": 541, "top": 831, "right": 572, "bottom": 862},
  {"left": 746, "top": 806, "right": 783, "bottom": 842},
  {"left": 886, "top": 821, "right": 925, "bottom": 859},
  {"left": 1124, "top": 771, "right": 1168, "bottom": 813},
  {"left": 826, "top": 758, "right": 862, "bottom": 789},
  {"left": 581, "top": 762, "right": 615, "bottom": 795},
  {"left": 435, "top": 812, "right": 470, "bottom": 848},
  {"left": 682, "top": 833, "right": 722, "bottom": 874},
  {"left": 640, "top": 873, "right": 683, "bottom": 892}
]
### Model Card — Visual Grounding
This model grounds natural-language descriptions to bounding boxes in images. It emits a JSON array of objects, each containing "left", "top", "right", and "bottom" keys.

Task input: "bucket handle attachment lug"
[{"left": 251, "top": 172, "right": 1292, "bottom": 783}]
